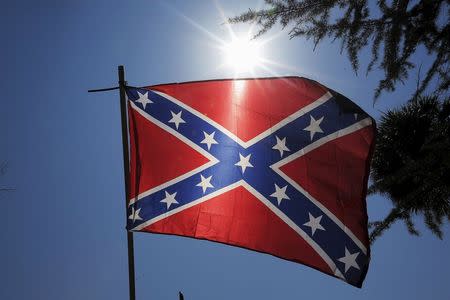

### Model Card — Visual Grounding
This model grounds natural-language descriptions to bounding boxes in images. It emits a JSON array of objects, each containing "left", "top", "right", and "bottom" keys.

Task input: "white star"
[
  {"left": 160, "top": 191, "right": 179, "bottom": 209},
  {"left": 128, "top": 207, "right": 143, "bottom": 222},
  {"left": 303, "top": 213, "right": 325, "bottom": 236},
  {"left": 272, "top": 136, "right": 290, "bottom": 157},
  {"left": 196, "top": 174, "right": 214, "bottom": 193},
  {"left": 201, "top": 131, "right": 218, "bottom": 150},
  {"left": 303, "top": 115, "right": 324, "bottom": 140},
  {"left": 168, "top": 111, "right": 186, "bottom": 130},
  {"left": 270, "top": 184, "right": 290, "bottom": 205},
  {"left": 354, "top": 113, "right": 358, "bottom": 120},
  {"left": 338, "top": 247, "right": 360, "bottom": 273},
  {"left": 235, "top": 153, "right": 254, "bottom": 174},
  {"left": 135, "top": 91, "right": 153, "bottom": 109}
]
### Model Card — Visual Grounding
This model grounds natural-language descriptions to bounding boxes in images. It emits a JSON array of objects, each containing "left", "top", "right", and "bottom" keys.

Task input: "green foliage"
[
  {"left": 369, "top": 95, "right": 450, "bottom": 242},
  {"left": 229, "top": 0, "right": 450, "bottom": 100}
]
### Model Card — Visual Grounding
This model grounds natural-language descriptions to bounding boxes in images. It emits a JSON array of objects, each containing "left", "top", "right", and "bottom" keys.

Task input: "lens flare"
[{"left": 222, "top": 37, "right": 262, "bottom": 74}]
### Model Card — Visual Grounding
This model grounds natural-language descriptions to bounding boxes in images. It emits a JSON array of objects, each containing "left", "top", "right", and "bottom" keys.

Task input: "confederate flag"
[{"left": 125, "top": 77, "right": 375, "bottom": 287}]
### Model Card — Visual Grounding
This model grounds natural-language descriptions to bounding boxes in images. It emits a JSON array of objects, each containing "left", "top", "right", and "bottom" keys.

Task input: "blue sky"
[{"left": 1, "top": 1, "right": 449, "bottom": 299}]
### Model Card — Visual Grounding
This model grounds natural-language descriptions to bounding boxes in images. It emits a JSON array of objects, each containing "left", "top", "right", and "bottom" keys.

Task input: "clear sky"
[{"left": 1, "top": 1, "right": 449, "bottom": 299}]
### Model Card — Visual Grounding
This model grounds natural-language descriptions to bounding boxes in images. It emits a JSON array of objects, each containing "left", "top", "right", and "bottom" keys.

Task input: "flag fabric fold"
[{"left": 125, "top": 77, "right": 375, "bottom": 287}]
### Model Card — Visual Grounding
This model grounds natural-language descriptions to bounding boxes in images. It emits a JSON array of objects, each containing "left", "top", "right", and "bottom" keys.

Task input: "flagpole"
[{"left": 118, "top": 65, "right": 137, "bottom": 300}]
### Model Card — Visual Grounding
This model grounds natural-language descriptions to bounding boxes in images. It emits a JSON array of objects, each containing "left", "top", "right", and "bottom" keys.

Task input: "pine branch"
[
  {"left": 369, "top": 207, "right": 405, "bottom": 243},
  {"left": 229, "top": 0, "right": 450, "bottom": 101}
]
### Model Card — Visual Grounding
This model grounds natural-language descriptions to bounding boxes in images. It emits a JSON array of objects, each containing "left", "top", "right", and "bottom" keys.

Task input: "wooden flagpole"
[{"left": 118, "top": 65, "right": 137, "bottom": 300}]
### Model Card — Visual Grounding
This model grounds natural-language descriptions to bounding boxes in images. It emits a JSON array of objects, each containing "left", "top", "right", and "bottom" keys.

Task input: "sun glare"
[
  {"left": 170, "top": 1, "right": 297, "bottom": 79},
  {"left": 222, "top": 37, "right": 263, "bottom": 74}
]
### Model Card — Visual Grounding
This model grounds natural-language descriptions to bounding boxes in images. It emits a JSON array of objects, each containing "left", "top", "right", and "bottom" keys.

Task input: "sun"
[
  {"left": 168, "top": 2, "right": 291, "bottom": 78},
  {"left": 222, "top": 37, "right": 263, "bottom": 74}
]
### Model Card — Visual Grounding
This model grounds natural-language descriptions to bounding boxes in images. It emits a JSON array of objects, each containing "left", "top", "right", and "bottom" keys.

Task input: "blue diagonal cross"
[{"left": 125, "top": 87, "right": 371, "bottom": 285}]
